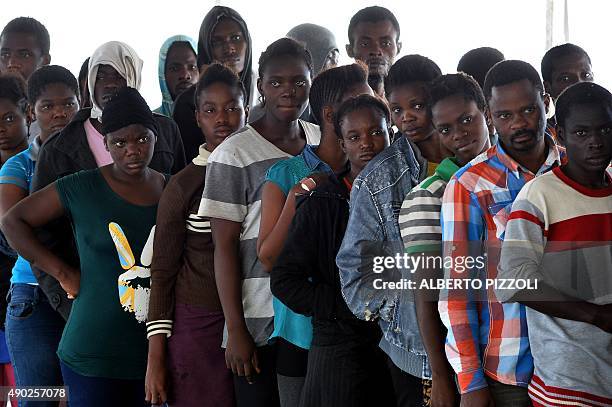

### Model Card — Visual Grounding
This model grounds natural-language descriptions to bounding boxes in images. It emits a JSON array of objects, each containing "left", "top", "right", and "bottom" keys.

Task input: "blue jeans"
[
  {"left": 60, "top": 361, "right": 146, "bottom": 407},
  {"left": 5, "top": 284, "right": 65, "bottom": 407}
]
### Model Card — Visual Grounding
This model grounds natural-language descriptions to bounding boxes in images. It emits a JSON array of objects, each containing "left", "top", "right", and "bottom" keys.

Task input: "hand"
[
  {"left": 460, "top": 387, "right": 494, "bottom": 407},
  {"left": 593, "top": 303, "right": 612, "bottom": 333},
  {"left": 145, "top": 336, "right": 169, "bottom": 405},
  {"left": 59, "top": 266, "right": 80, "bottom": 299},
  {"left": 289, "top": 173, "right": 329, "bottom": 196},
  {"left": 431, "top": 373, "right": 458, "bottom": 407},
  {"left": 225, "top": 327, "right": 260, "bottom": 384}
]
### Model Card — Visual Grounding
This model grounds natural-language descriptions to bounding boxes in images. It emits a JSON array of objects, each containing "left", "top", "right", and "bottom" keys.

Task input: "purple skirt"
[{"left": 167, "top": 304, "right": 235, "bottom": 407}]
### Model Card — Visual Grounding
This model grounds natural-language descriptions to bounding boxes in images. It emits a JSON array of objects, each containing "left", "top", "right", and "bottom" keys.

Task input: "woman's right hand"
[
  {"left": 145, "top": 335, "right": 169, "bottom": 405},
  {"left": 59, "top": 266, "right": 80, "bottom": 299},
  {"left": 225, "top": 327, "right": 260, "bottom": 384},
  {"left": 289, "top": 173, "right": 329, "bottom": 196}
]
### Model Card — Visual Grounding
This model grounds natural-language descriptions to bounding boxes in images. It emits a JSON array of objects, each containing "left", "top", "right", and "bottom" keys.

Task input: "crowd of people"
[{"left": 0, "top": 4, "right": 609, "bottom": 407}]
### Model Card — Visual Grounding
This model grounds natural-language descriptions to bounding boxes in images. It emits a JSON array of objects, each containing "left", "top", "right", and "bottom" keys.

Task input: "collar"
[
  {"left": 301, "top": 144, "right": 320, "bottom": 171},
  {"left": 495, "top": 133, "right": 563, "bottom": 178},
  {"left": 434, "top": 157, "right": 462, "bottom": 182},
  {"left": 192, "top": 144, "right": 212, "bottom": 166}
]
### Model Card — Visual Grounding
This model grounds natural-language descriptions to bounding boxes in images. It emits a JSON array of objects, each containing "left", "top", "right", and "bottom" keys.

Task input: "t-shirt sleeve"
[
  {"left": 198, "top": 145, "right": 248, "bottom": 222},
  {"left": 265, "top": 161, "right": 294, "bottom": 197},
  {"left": 0, "top": 154, "right": 29, "bottom": 190},
  {"left": 399, "top": 186, "right": 443, "bottom": 255},
  {"left": 54, "top": 171, "right": 83, "bottom": 218}
]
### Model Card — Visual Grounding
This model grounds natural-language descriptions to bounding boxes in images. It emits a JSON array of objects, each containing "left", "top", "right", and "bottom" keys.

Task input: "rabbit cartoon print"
[{"left": 109, "top": 222, "right": 155, "bottom": 323}]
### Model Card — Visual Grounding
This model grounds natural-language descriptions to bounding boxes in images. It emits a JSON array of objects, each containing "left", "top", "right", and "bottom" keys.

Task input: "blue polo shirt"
[
  {"left": 264, "top": 144, "right": 334, "bottom": 349},
  {"left": 0, "top": 140, "right": 40, "bottom": 284}
]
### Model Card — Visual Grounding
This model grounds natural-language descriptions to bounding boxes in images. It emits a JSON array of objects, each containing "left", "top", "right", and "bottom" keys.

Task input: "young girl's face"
[
  {"left": 196, "top": 82, "right": 246, "bottom": 149},
  {"left": 387, "top": 82, "right": 434, "bottom": 143},
  {"left": 0, "top": 97, "right": 27, "bottom": 151},
  {"left": 340, "top": 107, "right": 390, "bottom": 173},
  {"left": 33, "top": 83, "right": 79, "bottom": 142},
  {"left": 258, "top": 55, "right": 311, "bottom": 123},
  {"left": 432, "top": 95, "right": 490, "bottom": 165}
]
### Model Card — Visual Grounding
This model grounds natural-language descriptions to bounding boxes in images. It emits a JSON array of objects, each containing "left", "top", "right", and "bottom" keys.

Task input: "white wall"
[{"left": 2, "top": 0, "right": 610, "bottom": 109}]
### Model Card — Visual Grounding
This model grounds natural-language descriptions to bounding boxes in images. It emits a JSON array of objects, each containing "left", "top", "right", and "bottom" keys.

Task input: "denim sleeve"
[{"left": 336, "top": 180, "right": 399, "bottom": 322}]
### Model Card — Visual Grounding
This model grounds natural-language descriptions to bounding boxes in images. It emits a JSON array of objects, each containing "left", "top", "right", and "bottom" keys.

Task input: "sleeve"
[
  {"left": 146, "top": 180, "right": 187, "bottom": 337},
  {"left": 198, "top": 148, "right": 248, "bottom": 223},
  {"left": 336, "top": 179, "right": 400, "bottom": 322},
  {"left": 0, "top": 155, "right": 28, "bottom": 257},
  {"left": 438, "top": 177, "right": 487, "bottom": 393},
  {"left": 265, "top": 161, "right": 293, "bottom": 197},
  {"left": 168, "top": 119, "right": 186, "bottom": 175},
  {"left": 28, "top": 141, "right": 76, "bottom": 321},
  {"left": 399, "top": 186, "right": 442, "bottom": 255},
  {"left": 0, "top": 154, "right": 28, "bottom": 190},
  {"left": 54, "top": 173, "right": 78, "bottom": 218},
  {"left": 497, "top": 184, "right": 547, "bottom": 302},
  {"left": 270, "top": 196, "right": 320, "bottom": 315},
  {"left": 31, "top": 139, "right": 62, "bottom": 193}
]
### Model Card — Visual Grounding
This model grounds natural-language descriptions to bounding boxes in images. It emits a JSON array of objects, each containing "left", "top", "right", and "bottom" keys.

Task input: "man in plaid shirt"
[{"left": 439, "top": 60, "right": 566, "bottom": 406}]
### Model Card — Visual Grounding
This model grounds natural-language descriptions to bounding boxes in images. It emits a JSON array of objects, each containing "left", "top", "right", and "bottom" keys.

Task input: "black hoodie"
[
  {"left": 271, "top": 174, "right": 381, "bottom": 346},
  {"left": 173, "top": 6, "right": 254, "bottom": 160}
]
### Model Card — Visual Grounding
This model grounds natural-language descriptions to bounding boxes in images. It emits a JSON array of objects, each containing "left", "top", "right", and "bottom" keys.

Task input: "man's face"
[
  {"left": 165, "top": 42, "right": 198, "bottom": 100},
  {"left": 93, "top": 64, "right": 127, "bottom": 110},
  {"left": 489, "top": 79, "right": 548, "bottom": 154},
  {"left": 547, "top": 53, "right": 593, "bottom": 99},
  {"left": 346, "top": 20, "right": 400, "bottom": 78},
  {"left": 558, "top": 103, "right": 612, "bottom": 174},
  {"left": 0, "top": 32, "right": 49, "bottom": 79},
  {"left": 211, "top": 18, "right": 247, "bottom": 74}
]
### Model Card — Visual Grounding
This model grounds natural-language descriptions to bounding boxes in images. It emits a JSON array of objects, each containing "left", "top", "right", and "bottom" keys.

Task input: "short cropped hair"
[
  {"left": 309, "top": 62, "right": 368, "bottom": 125},
  {"left": 258, "top": 37, "right": 313, "bottom": 79},
  {"left": 384, "top": 55, "right": 442, "bottom": 96},
  {"left": 195, "top": 63, "right": 247, "bottom": 107},
  {"left": 483, "top": 60, "right": 543, "bottom": 101},
  {"left": 429, "top": 73, "right": 486, "bottom": 113},
  {"left": 1, "top": 17, "right": 50, "bottom": 55},
  {"left": 457, "top": 47, "right": 505, "bottom": 88},
  {"left": 348, "top": 6, "right": 400, "bottom": 44},
  {"left": 555, "top": 82, "right": 612, "bottom": 128},
  {"left": 541, "top": 43, "right": 591, "bottom": 84},
  {"left": 334, "top": 94, "right": 390, "bottom": 138},
  {"left": 27, "top": 65, "right": 79, "bottom": 105},
  {"left": 0, "top": 74, "right": 27, "bottom": 113}
]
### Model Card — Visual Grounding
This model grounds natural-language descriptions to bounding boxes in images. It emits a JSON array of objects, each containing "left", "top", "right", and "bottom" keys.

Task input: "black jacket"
[
  {"left": 30, "top": 108, "right": 186, "bottom": 320},
  {"left": 270, "top": 175, "right": 381, "bottom": 346}
]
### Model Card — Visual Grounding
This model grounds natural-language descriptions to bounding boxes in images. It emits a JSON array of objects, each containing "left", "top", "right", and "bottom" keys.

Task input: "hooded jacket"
[
  {"left": 173, "top": 6, "right": 254, "bottom": 161},
  {"left": 154, "top": 35, "right": 197, "bottom": 117},
  {"left": 87, "top": 41, "right": 143, "bottom": 121}
]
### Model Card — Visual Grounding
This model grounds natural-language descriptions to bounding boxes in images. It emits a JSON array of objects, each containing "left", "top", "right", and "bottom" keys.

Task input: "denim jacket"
[{"left": 337, "top": 135, "right": 431, "bottom": 378}]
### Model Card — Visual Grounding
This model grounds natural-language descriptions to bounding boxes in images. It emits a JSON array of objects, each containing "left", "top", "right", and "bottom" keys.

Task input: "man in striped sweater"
[
  {"left": 498, "top": 82, "right": 612, "bottom": 405},
  {"left": 398, "top": 72, "right": 490, "bottom": 406}
]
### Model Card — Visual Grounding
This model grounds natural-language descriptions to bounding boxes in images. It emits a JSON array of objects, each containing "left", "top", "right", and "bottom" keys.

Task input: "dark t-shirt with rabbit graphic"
[{"left": 55, "top": 169, "right": 156, "bottom": 380}]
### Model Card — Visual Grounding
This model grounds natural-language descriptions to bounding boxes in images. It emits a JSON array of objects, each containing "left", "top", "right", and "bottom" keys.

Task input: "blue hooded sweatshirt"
[{"left": 154, "top": 35, "right": 197, "bottom": 117}]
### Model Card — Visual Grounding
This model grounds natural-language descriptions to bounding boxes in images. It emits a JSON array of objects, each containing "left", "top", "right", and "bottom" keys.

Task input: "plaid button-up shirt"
[{"left": 439, "top": 138, "right": 565, "bottom": 393}]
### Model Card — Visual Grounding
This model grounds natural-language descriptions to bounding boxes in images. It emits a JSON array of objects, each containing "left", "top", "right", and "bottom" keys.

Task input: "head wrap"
[
  {"left": 154, "top": 35, "right": 197, "bottom": 117},
  {"left": 287, "top": 23, "right": 338, "bottom": 75},
  {"left": 101, "top": 87, "right": 157, "bottom": 137},
  {"left": 88, "top": 41, "right": 143, "bottom": 120}
]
